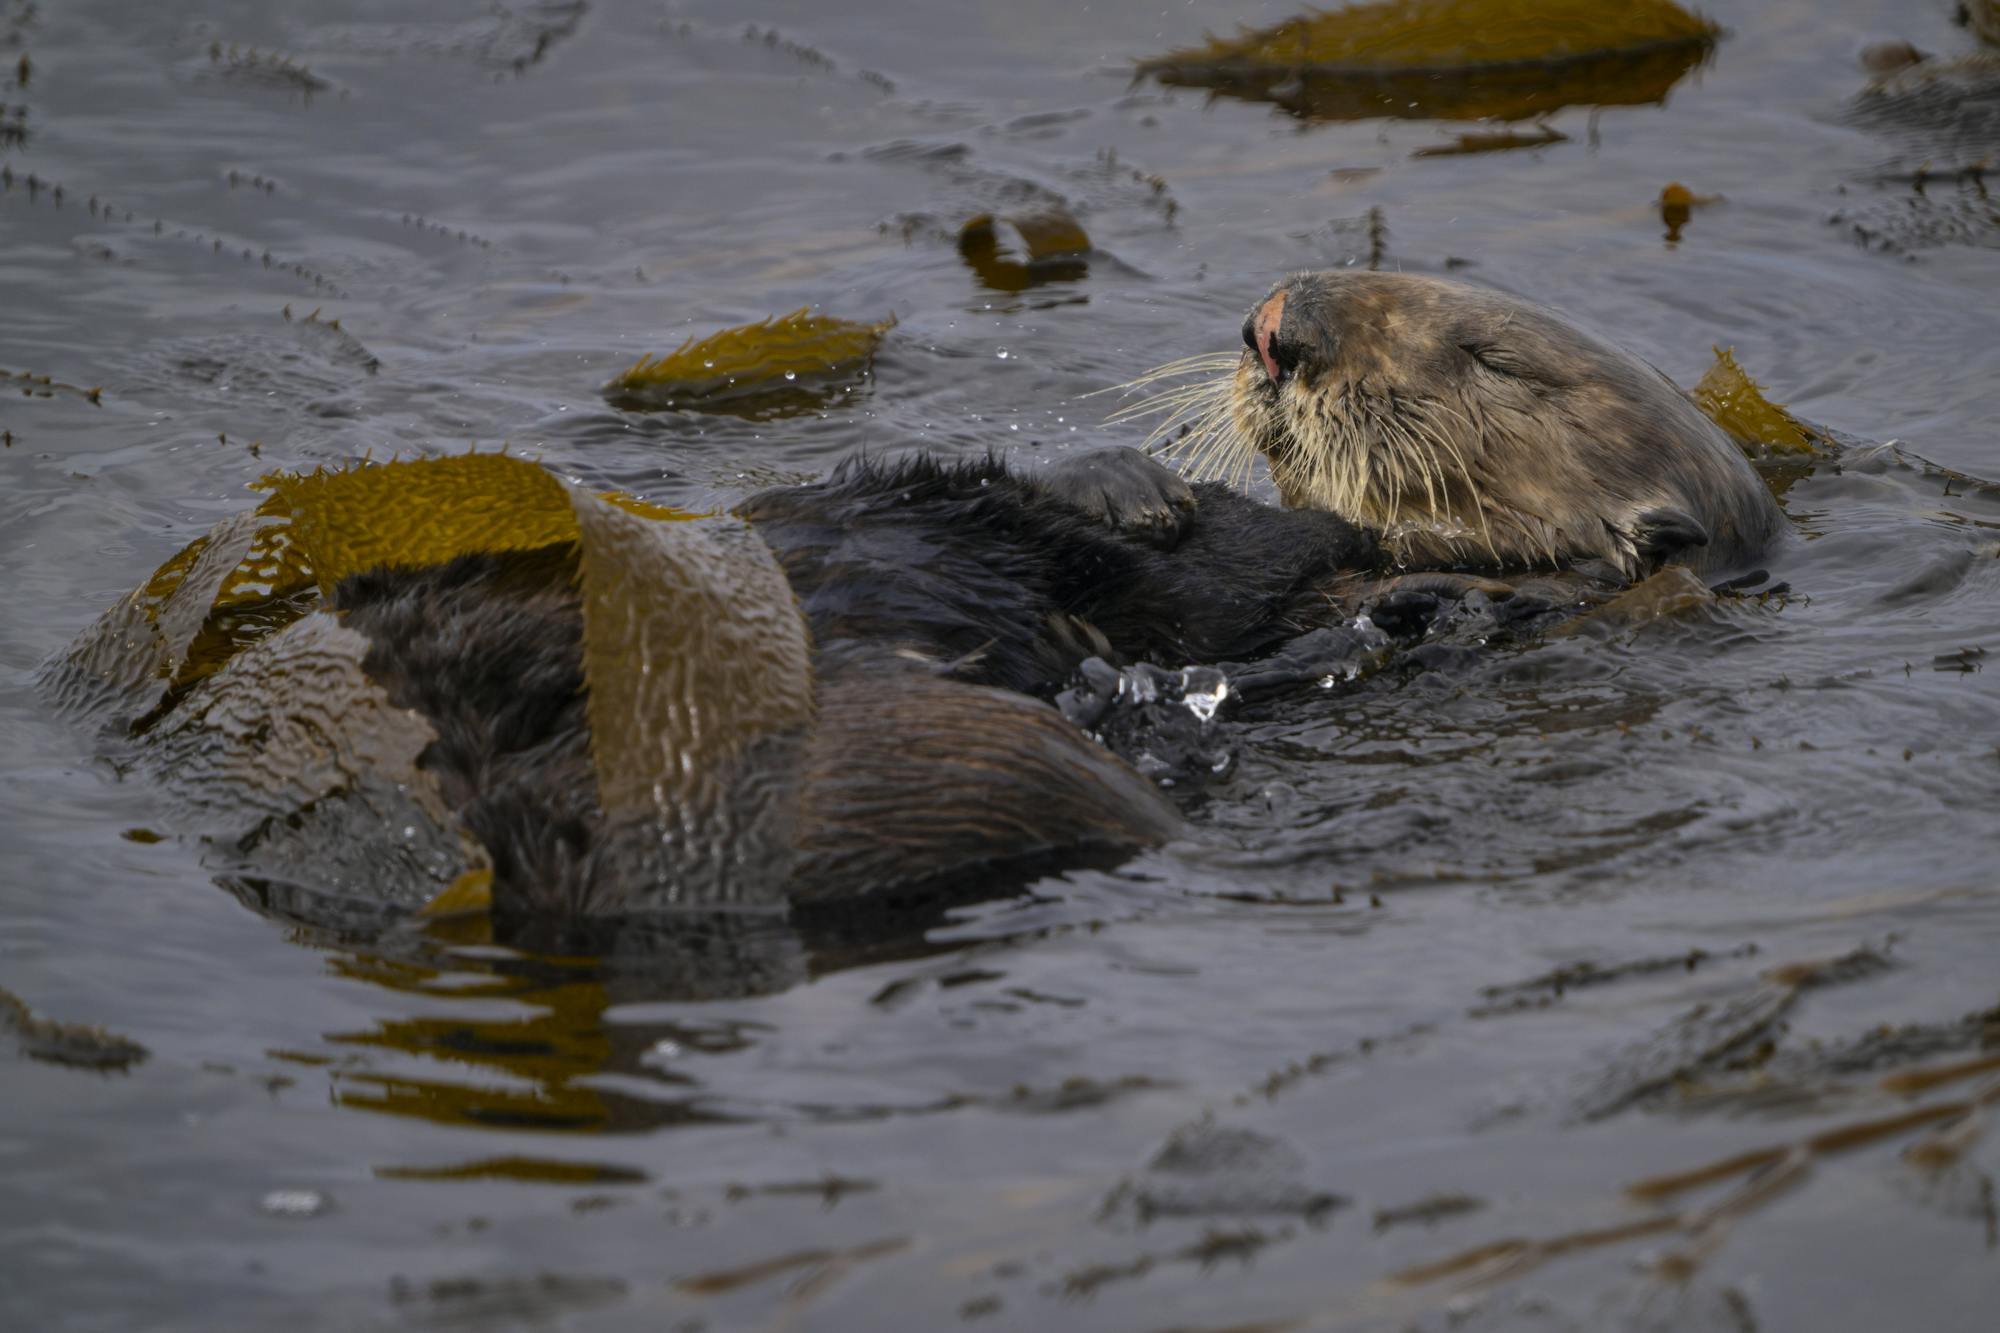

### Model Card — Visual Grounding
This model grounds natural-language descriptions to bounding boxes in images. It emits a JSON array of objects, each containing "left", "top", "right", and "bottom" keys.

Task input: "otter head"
[{"left": 1128, "top": 271, "right": 1781, "bottom": 578}]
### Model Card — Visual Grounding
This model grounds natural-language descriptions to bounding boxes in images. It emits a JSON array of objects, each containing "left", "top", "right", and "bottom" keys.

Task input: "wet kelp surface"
[{"left": 3, "top": 1, "right": 1999, "bottom": 1330}]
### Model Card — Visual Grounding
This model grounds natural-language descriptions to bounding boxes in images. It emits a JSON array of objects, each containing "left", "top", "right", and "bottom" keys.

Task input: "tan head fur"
[{"left": 1115, "top": 272, "right": 1783, "bottom": 578}]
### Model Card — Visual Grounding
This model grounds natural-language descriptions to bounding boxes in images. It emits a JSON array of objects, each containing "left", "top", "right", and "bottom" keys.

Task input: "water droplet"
[
  {"left": 995, "top": 348, "right": 1010, "bottom": 360},
  {"left": 261, "top": 1189, "right": 331, "bottom": 1219},
  {"left": 784, "top": 371, "right": 797, "bottom": 381},
  {"left": 642, "top": 1039, "right": 685, "bottom": 1070}
]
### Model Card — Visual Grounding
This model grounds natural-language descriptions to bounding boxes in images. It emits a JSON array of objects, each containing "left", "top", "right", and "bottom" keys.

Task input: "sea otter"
[
  {"left": 53, "top": 275, "right": 1787, "bottom": 934},
  {"left": 48, "top": 448, "right": 1379, "bottom": 933},
  {"left": 1132, "top": 271, "right": 1785, "bottom": 579}
]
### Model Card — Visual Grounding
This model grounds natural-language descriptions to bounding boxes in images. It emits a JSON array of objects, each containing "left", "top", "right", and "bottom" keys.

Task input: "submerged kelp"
[
  {"left": 1135, "top": 0, "right": 1721, "bottom": 123},
  {"left": 604, "top": 308, "right": 894, "bottom": 415},
  {"left": 42, "top": 454, "right": 803, "bottom": 918}
]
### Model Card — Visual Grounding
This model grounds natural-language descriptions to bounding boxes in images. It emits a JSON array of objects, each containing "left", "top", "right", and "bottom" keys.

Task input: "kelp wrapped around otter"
[{"left": 44, "top": 448, "right": 1384, "bottom": 938}]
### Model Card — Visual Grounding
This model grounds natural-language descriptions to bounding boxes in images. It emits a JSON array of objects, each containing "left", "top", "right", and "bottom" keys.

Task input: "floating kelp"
[
  {"left": 1658, "top": 180, "right": 1720, "bottom": 243},
  {"left": 957, "top": 207, "right": 1091, "bottom": 292},
  {"left": 1693, "top": 347, "right": 1827, "bottom": 457},
  {"left": 604, "top": 308, "right": 893, "bottom": 416},
  {"left": 40, "top": 453, "right": 796, "bottom": 918},
  {"left": 1, "top": 366, "right": 101, "bottom": 404},
  {"left": 0, "top": 983, "right": 149, "bottom": 1072},
  {"left": 1135, "top": 0, "right": 1722, "bottom": 124}
]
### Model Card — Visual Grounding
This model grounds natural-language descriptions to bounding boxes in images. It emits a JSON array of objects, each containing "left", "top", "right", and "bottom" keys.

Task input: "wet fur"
[
  {"left": 333, "top": 453, "right": 1376, "bottom": 917},
  {"left": 1132, "top": 272, "right": 1784, "bottom": 579}
]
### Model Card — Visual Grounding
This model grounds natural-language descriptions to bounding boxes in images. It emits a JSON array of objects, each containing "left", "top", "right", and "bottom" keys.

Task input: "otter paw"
[{"left": 1040, "top": 447, "right": 1196, "bottom": 547}]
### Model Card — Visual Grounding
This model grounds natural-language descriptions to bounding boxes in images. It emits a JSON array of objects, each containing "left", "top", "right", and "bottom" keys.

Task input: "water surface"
[{"left": 3, "top": 1, "right": 1998, "bottom": 1329}]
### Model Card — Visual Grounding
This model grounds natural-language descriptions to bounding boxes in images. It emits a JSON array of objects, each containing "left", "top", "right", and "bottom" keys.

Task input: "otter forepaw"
[{"left": 1039, "top": 447, "right": 1196, "bottom": 547}]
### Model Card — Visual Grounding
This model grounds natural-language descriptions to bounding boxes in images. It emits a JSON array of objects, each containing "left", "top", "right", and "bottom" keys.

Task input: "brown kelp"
[
  {"left": 1693, "top": 347, "right": 1828, "bottom": 458},
  {"left": 37, "top": 454, "right": 797, "bottom": 918},
  {"left": 1135, "top": 0, "right": 1721, "bottom": 124},
  {"left": 603, "top": 308, "right": 894, "bottom": 415},
  {"left": 957, "top": 207, "right": 1091, "bottom": 292}
]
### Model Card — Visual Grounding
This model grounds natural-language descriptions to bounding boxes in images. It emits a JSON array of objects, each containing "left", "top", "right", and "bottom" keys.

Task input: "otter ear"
[{"left": 1629, "top": 507, "right": 1709, "bottom": 567}]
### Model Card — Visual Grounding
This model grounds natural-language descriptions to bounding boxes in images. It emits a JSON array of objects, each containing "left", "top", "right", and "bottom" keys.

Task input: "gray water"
[{"left": 3, "top": 1, "right": 1998, "bottom": 1329}]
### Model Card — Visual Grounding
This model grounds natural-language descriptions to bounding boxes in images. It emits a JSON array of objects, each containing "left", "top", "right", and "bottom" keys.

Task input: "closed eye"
[
  {"left": 1461, "top": 341, "right": 1517, "bottom": 375},
  {"left": 1459, "top": 341, "right": 1551, "bottom": 388}
]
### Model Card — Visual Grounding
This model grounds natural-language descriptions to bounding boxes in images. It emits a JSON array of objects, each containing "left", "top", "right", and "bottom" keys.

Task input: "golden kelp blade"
[
  {"left": 604, "top": 308, "right": 894, "bottom": 412},
  {"left": 46, "top": 451, "right": 814, "bottom": 914},
  {"left": 53, "top": 453, "right": 683, "bottom": 726},
  {"left": 1694, "top": 347, "right": 1827, "bottom": 457},
  {"left": 1136, "top": 0, "right": 1721, "bottom": 123}
]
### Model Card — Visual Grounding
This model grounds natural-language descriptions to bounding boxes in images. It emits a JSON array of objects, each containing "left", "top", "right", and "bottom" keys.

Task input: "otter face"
[{"left": 1120, "top": 271, "right": 1781, "bottom": 576}]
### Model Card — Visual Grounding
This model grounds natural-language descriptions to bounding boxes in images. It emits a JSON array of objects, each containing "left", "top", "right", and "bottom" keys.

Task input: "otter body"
[
  {"left": 1160, "top": 271, "right": 1785, "bottom": 579},
  {"left": 328, "top": 451, "right": 1374, "bottom": 922}
]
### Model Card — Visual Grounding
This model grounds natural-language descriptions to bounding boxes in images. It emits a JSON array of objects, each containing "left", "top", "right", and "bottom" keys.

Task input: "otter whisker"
[
  {"left": 1105, "top": 384, "right": 1228, "bottom": 427},
  {"left": 1092, "top": 354, "right": 1242, "bottom": 399},
  {"left": 1178, "top": 420, "right": 1239, "bottom": 484},
  {"left": 1106, "top": 375, "right": 1235, "bottom": 433},
  {"left": 1418, "top": 399, "right": 1496, "bottom": 556},
  {"left": 1148, "top": 396, "right": 1230, "bottom": 457}
]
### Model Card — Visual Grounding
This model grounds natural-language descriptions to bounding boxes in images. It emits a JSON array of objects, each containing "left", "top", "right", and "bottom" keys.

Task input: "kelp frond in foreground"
[
  {"left": 604, "top": 308, "right": 894, "bottom": 414},
  {"left": 43, "top": 453, "right": 700, "bottom": 727},
  {"left": 1135, "top": 0, "right": 1722, "bottom": 123}
]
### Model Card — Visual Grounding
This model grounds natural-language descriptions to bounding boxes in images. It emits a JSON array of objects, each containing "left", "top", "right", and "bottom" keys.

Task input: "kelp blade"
[
  {"left": 1694, "top": 347, "right": 1826, "bottom": 457},
  {"left": 45, "top": 453, "right": 811, "bottom": 917},
  {"left": 604, "top": 309, "right": 894, "bottom": 415},
  {"left": 1136, "top": 0, "right": 1721, "bottom": 123},
  {"left": 958, "top": 209, "right": 1092, "bottom": 293}
]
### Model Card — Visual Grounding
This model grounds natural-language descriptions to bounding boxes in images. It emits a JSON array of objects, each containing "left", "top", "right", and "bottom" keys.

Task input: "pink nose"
[{"left": 1252, "top": 290, "right": 1286, "bottom": 384}]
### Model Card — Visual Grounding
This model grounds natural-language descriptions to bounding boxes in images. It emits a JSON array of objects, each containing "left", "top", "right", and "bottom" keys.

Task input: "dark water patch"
[
  {"left": 376, "top": 1156, "right": 649, "bottom": 1186},
  {"left": 1471, "top": 943, "right": 1765, "bottom": 1016},
  {"left": 1375, "top": 1192, "right": 1488, "bottom": 1233},
  {"left": 672, "top": 1234, "right": 908, "bottom": 1298},
  {"left": 386, "top": 1270, "right": 628, "bottom": 1326},
  {"left": 1559, "top": 942, "right": 1946, "bottom": 1118},
  {"left": 1100, "top": 1120, "right": 1346, "bottom": 1224},
  {"left": 720, "top": 1173, "right": 878, "bottom": 1205}
]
